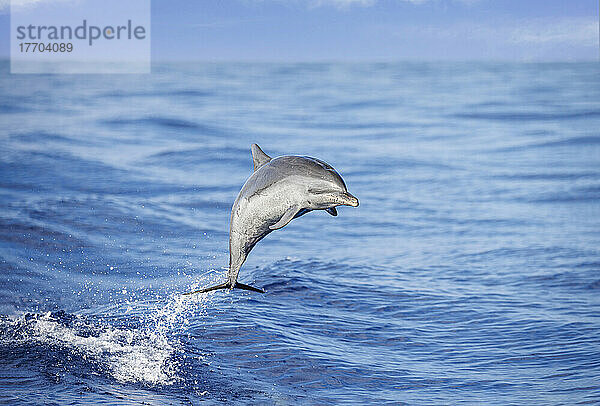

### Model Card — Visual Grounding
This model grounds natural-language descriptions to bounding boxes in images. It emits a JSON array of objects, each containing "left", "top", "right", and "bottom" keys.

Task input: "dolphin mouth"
[{"left": 341, "top": 192, "right": 359, "bottom": 207}]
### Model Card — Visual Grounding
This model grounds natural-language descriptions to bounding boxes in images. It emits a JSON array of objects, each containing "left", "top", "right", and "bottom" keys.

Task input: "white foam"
[
  {"left": 2, "top": 290, "right": 212, "bottom": 386},
  {"left": 4, "top": 311, "right": 177, "bottom": 385}
]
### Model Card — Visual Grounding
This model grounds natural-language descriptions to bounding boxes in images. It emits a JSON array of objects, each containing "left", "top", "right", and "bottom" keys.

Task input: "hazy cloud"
[
  {"left": 509, "top": 18, "right": 597, "bottom": 45},
  {"left": 379, "top": 16, "right": 597, "bottom": 60},
  {"left": 397, "top": 17, "right": 598, "bottom": 47},
  {"left": 309, "top": 0, "right": 463, "bottom": 7},
  {"left": 0, "top": 0, "right": 78, "bottom": 12}
]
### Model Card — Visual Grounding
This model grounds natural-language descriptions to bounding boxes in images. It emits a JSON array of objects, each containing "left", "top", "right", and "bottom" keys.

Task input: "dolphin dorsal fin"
[{"left": 251, "top": 144, "right": 271, "bottom": 171}]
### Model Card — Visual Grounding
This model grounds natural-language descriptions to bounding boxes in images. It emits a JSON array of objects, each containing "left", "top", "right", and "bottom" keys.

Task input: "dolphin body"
[{"left": 185, "top": 144, "right": 359, "bottom": 295}]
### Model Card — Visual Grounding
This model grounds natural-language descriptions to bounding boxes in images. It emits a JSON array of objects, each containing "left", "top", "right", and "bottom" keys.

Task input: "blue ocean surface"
[{"left": 0, "top": 61, "right": 599, "bottom": 405}]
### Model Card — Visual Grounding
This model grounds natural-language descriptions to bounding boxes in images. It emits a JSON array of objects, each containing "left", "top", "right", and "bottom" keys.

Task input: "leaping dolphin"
[{"left": 184, "top": 144, "right": 359, "bottom": 295}]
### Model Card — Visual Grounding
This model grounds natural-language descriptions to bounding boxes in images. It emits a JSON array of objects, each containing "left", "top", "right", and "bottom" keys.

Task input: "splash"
[
  {"left": 0, "top": 290, "right": 213, "bottom": 387},
  {"left": 0, "top": 311, "right": 177, "bottom": 385}
]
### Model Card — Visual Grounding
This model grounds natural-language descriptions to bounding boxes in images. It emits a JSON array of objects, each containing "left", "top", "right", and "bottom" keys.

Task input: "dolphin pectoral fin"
[
  {"left": 251, "top": 144, "right": 272, "bottom": 171},
  {"left": 234, "top": 282, "right": 265, "bottom": 293},
  {"left": 269, "top": 205, "right": 299, "bottom": 230},
  {"left": 326, "top": 207, "right": 338, "bottom": 216},
  {"left": 182, "top": 282, "right": 231, "bottom": 296}
]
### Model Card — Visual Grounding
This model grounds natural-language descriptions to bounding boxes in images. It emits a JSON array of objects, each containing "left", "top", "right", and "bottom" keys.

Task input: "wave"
[
  {"left": 0, "top": 311, "right": 178, "bottom": 385},
  {"left": 454, "top": 110, "right": 600, "bottom": 121},
  {"left": 490, "top": 171, "right": 599, "bottom": 181},
  {"left": 532, "top": 135, "right": 600, "bottom": 148},
  {"left": 9, "top": 131, "right": 86, "bottom": 145},
  {"left": 0, "top": 102, "right": 31, "bottom": 114},
  {"left": 97, "top": 89, "right": 215, "bottom": 99},
  {"left": 0, "top": 293, "right": 212, "bottom": 387},
  {"left": 101, "top": 116, "right": 226, "bottom": 135},
  {"left": 526, "top": 185, "right": 600, "bottom": 203},
  {"left": 145, "top": 145, "right": 249, "bottom": 169},
  {"left": 490, "top": 135, "right": 600, "bottom": 153}
]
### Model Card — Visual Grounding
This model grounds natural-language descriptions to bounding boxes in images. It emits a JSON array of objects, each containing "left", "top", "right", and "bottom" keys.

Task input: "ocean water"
[{"left": 0, "top": 61, "right": 599, "bottom": 405}]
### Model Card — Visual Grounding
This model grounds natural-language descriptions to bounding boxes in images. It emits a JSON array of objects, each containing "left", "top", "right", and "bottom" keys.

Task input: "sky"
[{"left": 0, "top": 0, "right": 598, "bottom": 61}]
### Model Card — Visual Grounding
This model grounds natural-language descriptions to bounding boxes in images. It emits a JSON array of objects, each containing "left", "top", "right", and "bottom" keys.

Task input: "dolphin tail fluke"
[
  {"left": 182, "top": 281, "right": 265, "bottom": 296},
  {"left": 182, "top": 282, "right": 231, "bottom": 296},
  {"left": 234, "top": 282, "right": 265, "bottom": 293}
]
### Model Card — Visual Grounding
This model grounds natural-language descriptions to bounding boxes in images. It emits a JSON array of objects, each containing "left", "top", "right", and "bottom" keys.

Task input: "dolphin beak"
[{"left": 341, "top": 192, "right": 359, "bottom": 207}]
